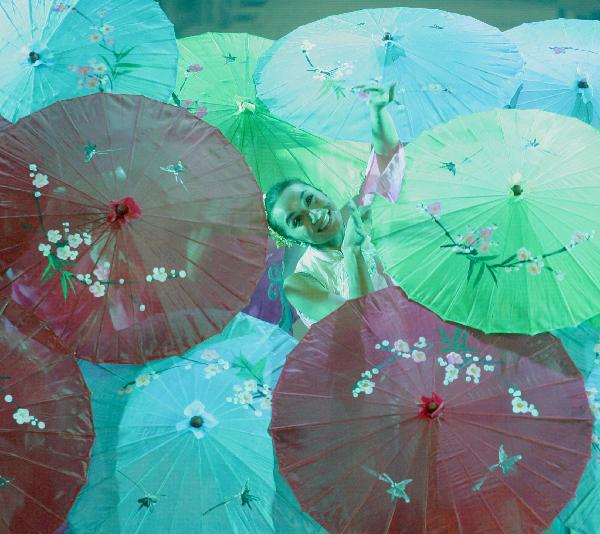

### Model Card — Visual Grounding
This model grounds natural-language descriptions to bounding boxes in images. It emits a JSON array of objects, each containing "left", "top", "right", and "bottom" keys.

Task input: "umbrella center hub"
[
  {"left": 107, "top": 196, "right": 143, "bottom": 225},
  {"left": 29, "top": 51, "right": 41, "bottom": 64},
  {"left": 190, "top": 415, "right": 204, "bottom": 428},
  {"left": 578, "top": 79, "right": 590, "bottom": 89},
  {"left": 382, "top": 31, "right": 394, "bottom": 42},
  {"left": 511, "top": 184, "right": 523, "bottom": 196},
  {"left": 419, "top": 393, "right": 445, "bottom": 419}
]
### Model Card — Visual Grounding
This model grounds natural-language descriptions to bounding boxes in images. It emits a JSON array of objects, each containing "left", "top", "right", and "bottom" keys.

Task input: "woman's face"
[{"left": 271, "top": 183, "right": 343, "bottom": 246}]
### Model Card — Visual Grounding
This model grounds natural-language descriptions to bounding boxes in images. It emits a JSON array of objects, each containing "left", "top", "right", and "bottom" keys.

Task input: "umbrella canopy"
[
  {"left": 505, "top": 19, "right": 600, "bottom": 127},
  {"left": 173, "top": 32, "right": 369, "bottom": 207},
  {"left": 550, "top": 360, "right": 600, "bottom": 533},
  {"left": 0, "top": 93, "right": 267, "bottom": 363},
  {"left": 0, "top": 299, "right": 94, "bottom": 533},
  {"left": 371, "top": 108, "right": 600, "bottom": 334},
  {"left": 553, "top": 322, "right": 600, "bottom": 379},
  {"left": 67, "top": 313, "right": 322, "bottom": 533},
  {"left": 0, "top": 116, "right": 9, "bottom": 132},
  {"left": 0, "top": 0, "right": 177, "bottom": 122},
  {"left": 254, "top": 7, "right": 523, "bottom": 143},
  {"left": 271, "top": 286, "right": 593, "bottom": 533}
]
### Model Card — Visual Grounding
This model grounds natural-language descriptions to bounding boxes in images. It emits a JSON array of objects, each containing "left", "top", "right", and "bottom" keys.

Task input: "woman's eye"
[
  {"left": 293, "top": 216, "right": 301, "bottom": 228},
  {"left": 306, "top": 194, "right": 313, "bottom": 206}
]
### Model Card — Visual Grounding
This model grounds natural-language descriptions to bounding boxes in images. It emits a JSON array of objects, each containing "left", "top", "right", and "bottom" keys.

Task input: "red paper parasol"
[
  {"left": 0, "top": 93, "right": 267, "bottom": 363},
  {"left": 0, "top": 300, "right": 94, "bottom": 534},
  {"left": 0, "top": 116, "right": 9, "bottom": 132},
  {"left": 271, "top": 287, "right": 593, "bottom": 533}
]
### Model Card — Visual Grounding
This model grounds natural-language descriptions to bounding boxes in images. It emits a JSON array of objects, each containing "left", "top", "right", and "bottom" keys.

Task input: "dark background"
[{"left": 159, "top": 0, "right": 600, "bottom": 39}]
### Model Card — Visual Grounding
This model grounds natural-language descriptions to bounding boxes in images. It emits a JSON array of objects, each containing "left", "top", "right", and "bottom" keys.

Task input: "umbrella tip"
[
  {"left": 28, "top": 51, "right": 41, "bottom": 64},
  {"left": 510, "top": 184, "right": 523, "bottom": 196},
  {"left": 190, "top": 415, "right": 204, "bottom": 428}
]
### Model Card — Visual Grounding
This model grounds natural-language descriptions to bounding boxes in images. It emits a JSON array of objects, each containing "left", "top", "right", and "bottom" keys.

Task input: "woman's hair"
[{"left": 264, "top": 178, "right": 309, "bottom": 240}]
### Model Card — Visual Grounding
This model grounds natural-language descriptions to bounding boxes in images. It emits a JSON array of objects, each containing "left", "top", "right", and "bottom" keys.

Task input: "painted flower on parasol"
[
  {"left": 0, "top": 299, "right": 94, "bottom": 533},
  {"left": 171, "top": 32, "right": 369, "bottom": 208},
  {"left": 66, "top": 314, "right": 322, "bottom": 533},
  {"left": 505, "top": 19, "right": 600, "bottom": 127},
  {"left": 254, "top": 7, "right": 523, "bottom": 142},
  {"left": 0, "top": 0, "right": 177, "bottom": 122},
  {"left": 271, "top": 287, "right": 593, "bottom": 533},
  {"left": 0, "top": 93, "right": 267, "bottom": 363},
  {"left": 371, "top": 109, "right": 600, "bottom": 334}
]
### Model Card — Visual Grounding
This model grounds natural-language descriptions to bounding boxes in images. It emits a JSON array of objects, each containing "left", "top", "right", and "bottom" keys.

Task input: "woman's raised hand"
[
  {"left": 355, "top": 83, "right": 396, "bottom": 111},
  {"left": 342, "top": 201, "right": 369, "bottom": 253}
]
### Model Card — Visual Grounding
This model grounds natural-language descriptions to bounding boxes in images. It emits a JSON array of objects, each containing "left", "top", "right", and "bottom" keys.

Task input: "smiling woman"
[{"left": 264, "top": 85, "right": 404, "bottom": 327}]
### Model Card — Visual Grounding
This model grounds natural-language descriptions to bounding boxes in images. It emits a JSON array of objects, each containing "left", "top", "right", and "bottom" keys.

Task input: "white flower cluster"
[
  {"left": 438, "top": 353, "right": 495, "bottom": 385},
  {"left": 376, "top": 337, "right": 428, "bottom": 360},
  {"left": 312, "top": 61, "right": 353, "bottom": 81},
  {"left": 226, "top": 380, "right": 272, "bottom": 417},
  {"left": 30, "top": 163, "right": 49, "bottom": 197},
  {"left": 586, "top": 387, "right": 600, "bottom": 420},
  {"left": 301, "top": 39, "right": 315, "bottom": 52},
  {"left": 145, "top": 267, "right": 187, "bottom": 283},
  {"left": 568, "top": 230, "right": 595, "bottom": 250},
  {"left": 76, "top": 260, "right": 110, "bottom": 298},
  {"left": 117, "top": 369, "right": 159, "bottom": 395},
  {"left": 37, "top": 207, "right": 94, "bottom": 277},
  {"left": 352, "top": 369, "right": 380, "bottom": 397},
  {"left": 509, "top": 387, "right": 539, "bottom": 416},
  {"left": 12, "top": 407, "right": 46, "bottom": 429},
  {"left": 200, "top": 349, "right": 230, "bottom": 378}
]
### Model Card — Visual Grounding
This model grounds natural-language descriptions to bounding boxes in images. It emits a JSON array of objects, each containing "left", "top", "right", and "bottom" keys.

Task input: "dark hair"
[{"left": 264, "top": 178, "right": 309, "bottom": 239}]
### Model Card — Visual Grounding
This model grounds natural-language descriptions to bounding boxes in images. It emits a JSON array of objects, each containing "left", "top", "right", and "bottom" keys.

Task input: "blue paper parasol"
[
  {"left": 67, "top": 313, "right": 322, "bottom": 533},
  {"left": 505, "top": 19, "right": 600, "bottom": 127},
  {"left": 0, "top": 0, "right": 177, "bottom": 122},
  {"left": 255, "top": 7, "right": 523, "bottom": 142}
]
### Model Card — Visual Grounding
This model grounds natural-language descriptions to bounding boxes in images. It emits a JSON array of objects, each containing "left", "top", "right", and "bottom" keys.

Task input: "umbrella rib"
[
  {"left": 451, "top": 415, "right": 591, "bottom": 456},
  {"left": 278, "top": 416, "right": 416, "bottom": 473},
  {"left": 300, "top": 417, "right": 419, "bottom": 517},
  {"left": 450, "top": 376, "right": 582, "bottom": 411},
  {"left": 442, "top": 422, "right": 519, "bottom": 533}
]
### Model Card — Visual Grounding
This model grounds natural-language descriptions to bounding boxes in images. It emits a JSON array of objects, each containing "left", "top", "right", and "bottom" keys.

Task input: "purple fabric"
[{"left": 243, "top": 239, "right": 296, "bottom": 332}]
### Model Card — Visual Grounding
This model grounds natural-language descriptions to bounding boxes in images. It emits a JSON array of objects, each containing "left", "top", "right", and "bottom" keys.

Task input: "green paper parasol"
[
  {"left": 372, "top": 109, "right": 600, "bottom": 334},
  {"left": 172, "top": 32, "right": 369, "bottom": 207}
]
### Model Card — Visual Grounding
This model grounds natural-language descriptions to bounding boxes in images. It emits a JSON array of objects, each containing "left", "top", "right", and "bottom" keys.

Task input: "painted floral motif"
[
  {"left": 508, "top": 386, "right": 539, "bottom": 416},
  {"left": 1, "top": 380, "right": 46, "bottom": 429},
  {"left": 226, "top": 355, "right": 272, "bottom": 416},
  {"left": 202, "top": 480, "right": 260, "bottom": 516},
  {"left": 419, "top": 202, "right": 595, "bottom": 286},
  {"left": 472, "top": 444, "right": 522, "bottom": 492},
  {"left": 175, "top": 400, "right": 219, "bottom": 439},
  {"left": 436, "top": 325, "right": 501, "bottom": 385},
  {"left": 301, "top": 42, "right": 353, "bottom": 100},
  {"left": 116, "top": 369, "right": 160, "bottom": 395},
  {"left": 83, "top": 142, "right": 124, "bottom": 162},
  {"left": 171, "top": 64, "right": 209, "bottom": 118},
  {"left": 66, "top": 8, "right": 141, "bottom": 92},
  {"left": 144, "top": 267, "right": 188, "bottom": 284},
  {"left": 363, "top": 466, "right": 412, "bottom": 503},
  {"left": 0, "top": 475, "right": 9, "bottom": 488},
  {"left": 352, "top": 337, "right": 432, "bottom": 397}
]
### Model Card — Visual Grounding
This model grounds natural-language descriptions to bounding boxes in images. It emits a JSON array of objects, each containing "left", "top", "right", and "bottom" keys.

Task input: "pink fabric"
[{"left": 358, "top": 143, "right": 405, "bottom": 207}]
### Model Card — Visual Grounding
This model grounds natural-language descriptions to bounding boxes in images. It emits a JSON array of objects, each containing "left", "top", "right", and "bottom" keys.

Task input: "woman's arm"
[{"left": 369, "top": 84, "right": 400, "bottom": 159}]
